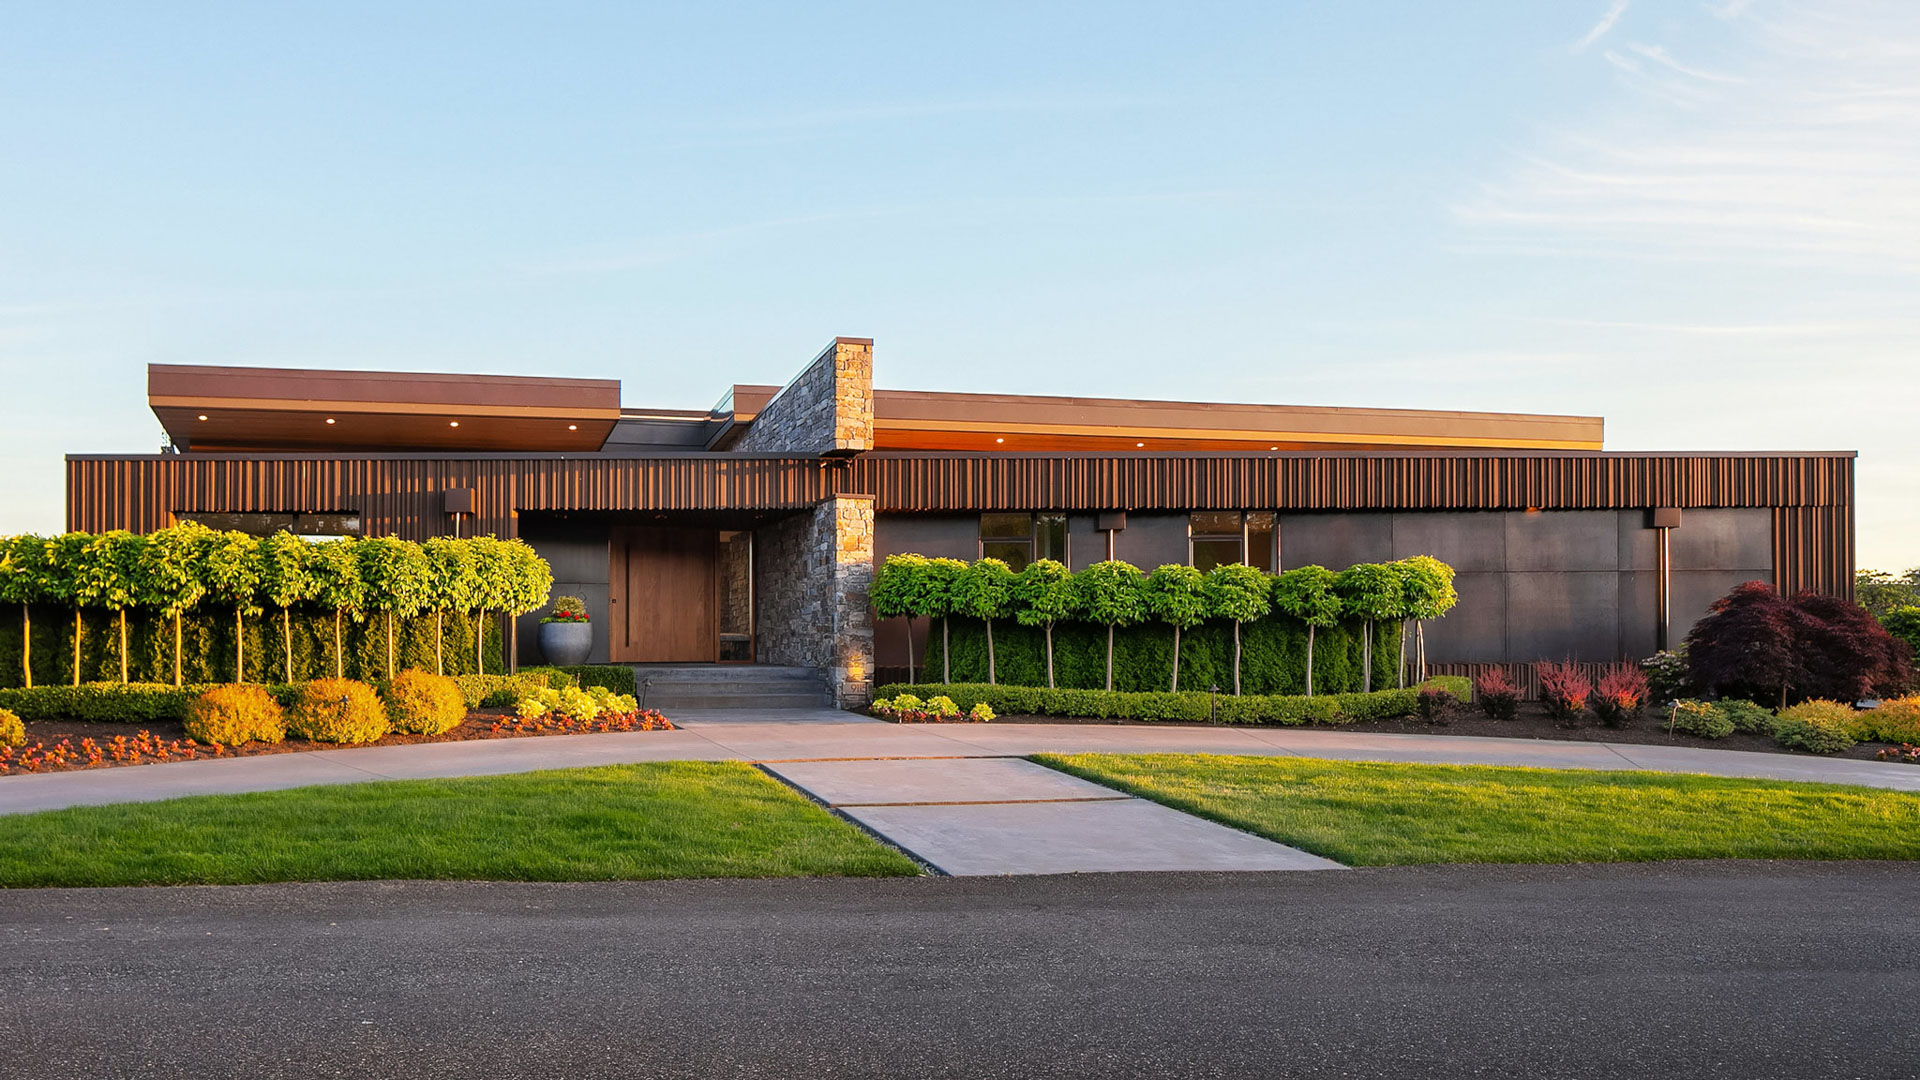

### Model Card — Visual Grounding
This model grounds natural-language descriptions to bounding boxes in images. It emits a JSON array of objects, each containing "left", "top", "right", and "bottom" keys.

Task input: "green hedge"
[
  {"left": 874, "top": 676, "right": 1472, "bottom": 726},
  {"left": 0, "top": 604, "right": 503, "bottom": 688},
  {"left": 0, "top": 682, "right": 213, "bottom": 723},
  {"left": 914, "top": 614, "right": 1407, "bottom": 695},
  {"left": 552, "top": 665, "right": 638, "bottom": 696}
]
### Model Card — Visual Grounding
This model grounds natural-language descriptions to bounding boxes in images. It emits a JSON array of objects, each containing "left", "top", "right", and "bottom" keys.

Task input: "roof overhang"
[{"left": 150, "top": 364, "right": 621, "bottom": 453}]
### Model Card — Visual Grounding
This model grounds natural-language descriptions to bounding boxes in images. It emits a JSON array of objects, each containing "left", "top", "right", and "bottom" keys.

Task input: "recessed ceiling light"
[
  {"left": 568, "top": 424, "right": 578, "bottom": 431},
  {"left": 1135, "top": 442, "right": 1145, "bottom": 448},
  {"left": 325, "top": 418, "right": 336, "bottom": 425},
  {"left": 196, "top": 414, "right": 208, "bottom": 421},
  {"left": 995, "top": 437, "right": 1004, "bottom": 444},
  {"left": 1269, "top": 446, "right": 1278, "bottom": 450},
  {"left": 449, "top": 421, "right": 460, "bottom": 428}
]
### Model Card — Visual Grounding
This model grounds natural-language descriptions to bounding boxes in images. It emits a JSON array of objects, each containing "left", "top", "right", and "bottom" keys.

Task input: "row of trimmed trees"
[
  {"left": 870, "top": 555, "right": 1457, "bottom": 695},
  {"left": 0, "top": 524, "right": 553, "bottom": 687}
]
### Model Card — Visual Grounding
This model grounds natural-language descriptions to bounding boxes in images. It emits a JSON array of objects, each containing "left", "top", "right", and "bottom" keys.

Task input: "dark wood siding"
[{"left": 68, "top": 449, "right": 1854, "bottom": 597}]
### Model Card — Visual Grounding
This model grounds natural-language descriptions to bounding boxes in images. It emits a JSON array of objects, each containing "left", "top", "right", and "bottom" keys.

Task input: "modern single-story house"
[{"left": 67, "top": 337, "right": 1855, "bottom": 706}]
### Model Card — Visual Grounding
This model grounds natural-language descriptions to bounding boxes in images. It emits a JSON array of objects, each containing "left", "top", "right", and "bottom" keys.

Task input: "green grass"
[
  {"left": 0, "top": 762, "right": 921, "bottom": 887},
  {"left": 1033, "top": 752, "right": 1920, "bottom": 866}
]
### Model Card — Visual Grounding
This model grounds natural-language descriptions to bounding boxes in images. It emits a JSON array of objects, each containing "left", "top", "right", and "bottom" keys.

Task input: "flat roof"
[
  {"left": 150, "top": 364, "right": 622, "bottom": 453},
  {"left": 716, "top": 384, "right": 1604, "bottom": 453}
]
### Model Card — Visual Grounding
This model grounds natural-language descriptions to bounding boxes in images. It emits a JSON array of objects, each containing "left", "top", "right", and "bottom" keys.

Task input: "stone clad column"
[{"left": 825, "top": 495, "right": 876, "bottom": 708}]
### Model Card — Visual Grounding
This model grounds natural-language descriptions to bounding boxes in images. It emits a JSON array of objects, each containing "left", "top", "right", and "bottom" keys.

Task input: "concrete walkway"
[
  {"left": 761, "top": 756, "right": 1342, "bottom": 875},
  {"left": 3, "top": 708, "right": 1916, "bottom": 876}
]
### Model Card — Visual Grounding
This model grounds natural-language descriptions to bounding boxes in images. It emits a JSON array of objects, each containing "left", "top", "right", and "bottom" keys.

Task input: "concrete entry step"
[
  {"left": 626, "top": 665, "right": 832, "bottom": 710},
  {"left": 761, "top": 757, "right": 1345, "bottom": 876}
]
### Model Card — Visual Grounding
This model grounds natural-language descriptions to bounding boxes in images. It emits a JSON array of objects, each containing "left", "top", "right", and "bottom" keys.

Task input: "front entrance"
[
  {"left": 607, "top": 525, "right": 755, "bottom": 663},
  {"left": 609, "top": 526, "right": 717, "bottom": 662}
]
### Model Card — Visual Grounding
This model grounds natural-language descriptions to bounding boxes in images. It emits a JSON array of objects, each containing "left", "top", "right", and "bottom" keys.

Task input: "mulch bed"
[
  {"left": 1, "top": 708, "right": 676, "bottom": 777},
  {"left": 891, "top": 701, "right": 1904, "bottom": 763}
]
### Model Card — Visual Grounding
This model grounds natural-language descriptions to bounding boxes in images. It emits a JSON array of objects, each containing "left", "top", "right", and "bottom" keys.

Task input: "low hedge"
[
  {"left": 872, "top": 676, "right": 1471, "bottom": 726},
  {"left": 551, "top": 665, "right": 637, "bottom": 696},
  {"left": 0, "top": 683, "right": 213, "bottom": 723}
]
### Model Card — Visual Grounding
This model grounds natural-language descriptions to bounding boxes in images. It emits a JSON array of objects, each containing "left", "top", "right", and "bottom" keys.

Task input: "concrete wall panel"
[
  {"left": 1422, "top": 572, "right": 1507, "bottom": 664},
  {"left": 1506, "top": 571, "right": 1621, "bottom": 661},
  {"left": 1277, "top": 513, "right": 1392, "bottom": 570},
  {"left": 1389, "top": 512, "right": 1506, "bottom": 572},
  {"left": 1504, "top": 511, "right": 1619, "bottom": 572}
]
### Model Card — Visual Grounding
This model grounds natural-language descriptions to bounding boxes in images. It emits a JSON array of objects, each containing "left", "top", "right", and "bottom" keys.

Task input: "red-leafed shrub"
[
  {"left": 1415, "top": 686, "right": 1458, "bottom": 724},
  {"left": 1687, "top": 582, "right": 1912, "bottom": 708},
  {"left": 1536, "top": 660, "right": 1591, "bottom": 721},
  {"left": 1473, "top": 668, "right": 1519, "bottom": 721},
  {"left": 1592, "top": 664, "right": 1650, "bottom": 728}
]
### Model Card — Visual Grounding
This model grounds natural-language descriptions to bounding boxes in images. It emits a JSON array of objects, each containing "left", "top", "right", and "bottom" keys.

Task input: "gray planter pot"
[{"left": 538, "top": 621, "right": 594, "bottom": 666}]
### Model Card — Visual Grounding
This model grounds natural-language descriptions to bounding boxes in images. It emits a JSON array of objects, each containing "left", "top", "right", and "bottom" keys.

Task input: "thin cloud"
[
  {"left": 1573, "top": 0, "right": 1631, "bottom": 52},
  {"left": 1460, "top": 1, "right": 1920, "bottom": 272}
]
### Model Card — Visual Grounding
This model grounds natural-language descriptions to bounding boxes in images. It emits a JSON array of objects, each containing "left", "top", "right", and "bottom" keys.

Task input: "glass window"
[
  {"left": 981, "top": 540, "right": 1031, "bottom": 569},
  {"left": 1246, "top": 512, "right": 1275, "bottom": 572},
  {"left": 1190, "top": 511, "right": 1243, "bottom": 537},
  {"left": 979, "top": 513, "right": 1033, "bottom": 539},
  {"left": 1191, "top": 539, "right": 1241, "bottom": 573},
  {"left": 175, "top": 511, "right": 363, "bottom": 538},
  {"left": 1035, "top": 514, "right": 1067, "bottom": 564}
]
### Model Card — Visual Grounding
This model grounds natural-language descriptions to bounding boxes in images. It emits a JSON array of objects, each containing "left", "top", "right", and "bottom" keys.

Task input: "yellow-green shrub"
[
  {"left": 383, "top": 670, "right": 467, "bottom": 736},
  {"left": 1852, "top": 698, "right": 1920, "bottom": 744},
  {"left": 287, "top": 679, "right": 391, "bottom": 744},
  {"left": 1667, "top": 700, "right": 1733, "bottom": 739},
  {"left": 184, "top": 684, "right": 286, "bottom": 746},
  {"left": 512, "top": 684, "right": 638, "bottom": 723},
  {"left": 0, "top": 708, "right": 23, "bottom": 748},
  {"left": 1773, "top": 700, "right": 1857, "bottom": 755}
]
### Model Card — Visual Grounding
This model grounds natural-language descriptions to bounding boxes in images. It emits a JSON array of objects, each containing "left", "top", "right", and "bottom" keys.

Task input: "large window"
[
  {"left": 1189, "top": 511, "right": 1274, "bottom": 572},
  {"left": 978, "top": 513, "right": 1066, "bottom": 570},
  {"left": 174, "top": 511, "right": 363, "bottom": 538}
]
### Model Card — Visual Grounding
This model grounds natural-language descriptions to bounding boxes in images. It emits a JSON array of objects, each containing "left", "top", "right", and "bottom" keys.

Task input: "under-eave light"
[
  {"left": 568, "top": 424, "right": 578, "bottom": 431},
  {"left": 1135, "top": 442, "right": 1145, "bottom": 448},
  {"left": 995, "top": 437, "right": 1004, "bottom": 444},
  {"left": 449, "top": 421, "right": 460, "bottom": 428},
  {"left": 196, "top": 414, "right": 208, "bottom": 421},
  {"left": 325, "top": 418, "right": 336, "bottom": 425}
]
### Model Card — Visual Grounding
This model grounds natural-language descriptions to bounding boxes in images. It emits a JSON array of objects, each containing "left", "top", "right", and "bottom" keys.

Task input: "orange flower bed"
[
  {"left": 0, "top": 731, "right": 223, "bottom": 774},
  {"left": 487, "top": 710, "right": 675, "bottom": 736}
]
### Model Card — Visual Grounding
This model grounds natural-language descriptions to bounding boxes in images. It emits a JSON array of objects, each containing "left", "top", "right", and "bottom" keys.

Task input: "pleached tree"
[
  {"left": 0, "top": 535, "right": 51, "bottom": 688},
  {"left": 1271, "top": 565, "right": 1341, "bottom": 696},
  {"left": 953, "top": 558, "right": 1016, "bottom": 685},
  {"left": 194, "top": 530, "right": 260, "bottom": 682},
  {"left": 1142, "top": 564, "right": 1207, "bottom": 693},
  {"left": 920, "top": 557, "right": 970, "bottom": 685},
  {"left": 870, "top": 554, "right": 931, "bottom": 685},
  {"left": 138, "top": 524, "right": 209, "bottom": 686},
  {"left": 1202, "top": 563, "right": 1271, "bottom": 696},
  {"left": 1074, "top": 561, "right": 1146, "bottom": 693},
  {"left": 306, "top": 538, "right": 365, "bottom": 679},
  {"left": 255, "top": 530, "right": 317, "bottom": 684},
  {"left": 1011, "top": 559, "right": 1076, "bottom": 690}
]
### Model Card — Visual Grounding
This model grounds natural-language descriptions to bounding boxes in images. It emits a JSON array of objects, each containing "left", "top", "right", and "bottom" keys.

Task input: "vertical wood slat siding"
[
  {"left": 66, "top": 451, "right": 1854, "bottom": 596},
  {"left": 847, "top": 453, "right": 1853, "bottom": 513}
]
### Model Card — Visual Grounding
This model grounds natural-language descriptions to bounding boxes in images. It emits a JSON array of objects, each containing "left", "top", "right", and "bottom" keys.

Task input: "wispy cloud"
[
  {"left": 1573, "top": 0, "right": 1631, "bottom": 52},
  {"left": 1459, "top": 1, "right": 1920, "bottom": 272}
]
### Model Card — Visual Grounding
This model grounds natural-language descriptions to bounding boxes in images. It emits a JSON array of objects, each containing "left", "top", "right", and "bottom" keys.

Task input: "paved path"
[
  {"left": 3, "top": 864, "right": 1915, "bottom": 1079},
  {"left": 761, "top": 756, "right": 1342, "bottom": 874}
]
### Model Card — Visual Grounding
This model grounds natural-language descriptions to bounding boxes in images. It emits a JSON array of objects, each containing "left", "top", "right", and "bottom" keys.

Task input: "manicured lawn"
[
  {"left": 1033, "top": 752, "right": 1920, "bottom": 866},
  {"left": 0, "top": 762, "right": 920, "bottom": 887}
]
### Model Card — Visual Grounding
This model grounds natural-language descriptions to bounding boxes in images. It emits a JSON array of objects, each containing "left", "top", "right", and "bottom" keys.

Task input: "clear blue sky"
[{"left": 3, "top": 1, "right": 1915, "bottom": 567}]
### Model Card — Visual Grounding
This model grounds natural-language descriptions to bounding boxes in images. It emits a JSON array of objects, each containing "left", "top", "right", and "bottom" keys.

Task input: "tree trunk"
[
  {"left": 475, "top": 610, "right": 484, "bottom": 676},
  {"left": 435, "top": 610, "right": 444, "bottom": 676},
  {"left": 1044, "top": 624, "right": 1055, "bottom": 689},
  {"left": 174, "top": 611, "right": 183, "bottom": 687},
  {"left": 942, "top": 618, "right": 951, "bottom": 684},
  {"left": 234, "top": 607, "right": 245, "bottom": 683},
  {"left": 904, "top": 617, "right": 915, "bottom": 685},
  {"left": 118, "top": 609, "right": 128, "bottom": 684},
  {"left": 282, "top": 607, "right": 293, "bottom": 684},
  {"left": 1171, "top": 624, "right": 1182, "bottom": 693},
  {"left": 334, "top": 609, "right": 344, "bottom": 679},
  {"left": 1233, "top": 621, "right": 1243, "bottom": 696},
  {"left": 386, "top": 611, "right": 396, "bottom": 680},
  {"left": 1105, "top": 624, "right": 1115, "bottom": 692},
  {"left": 1362, "top": 620, "right": 1373, "bottom": 691},
  {"left": 71, "top": 608, "right": 81, "bottom": 686},
  {"left": 985, "top": 619, "right": 996, "bottom": 685},
  {"left": 1305, "top": 624, "right": 1316, "bottom": 697},
  {"left": 21, "top": 603, "right": 31, "bottom": 690},
  {"left": 1397, "top": 620, "right": 1408, "bottom": 689},
  {"left": 1416, "top": 622, "right": 1427, "bottom": 682}
]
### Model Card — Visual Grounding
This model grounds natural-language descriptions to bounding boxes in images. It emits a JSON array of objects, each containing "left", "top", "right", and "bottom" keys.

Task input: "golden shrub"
[
  {"left": 384, "top": 670, "right": 467, "bottom": 736},
  {"left": 184, "top": 684, "right": 286, "bottom": 747},
  {"left": 0, "top": 708, "right": 23, "bottom": 748},
  {"left": 287, "top": 679, "right": 391, "bottom": 744}
]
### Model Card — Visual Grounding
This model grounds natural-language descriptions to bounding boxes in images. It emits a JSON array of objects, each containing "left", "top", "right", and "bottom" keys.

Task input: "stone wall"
[
  {"left": 753, "top": 495, "right": 875, "bottom": 707},
  {"left": 733, "top": 337, "right": 873, "bottom": 456}
]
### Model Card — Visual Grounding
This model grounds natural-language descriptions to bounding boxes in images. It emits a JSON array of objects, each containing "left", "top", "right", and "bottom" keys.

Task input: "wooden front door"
[{"left": 608, "top": 526, "right": 718, "bottom": 662}]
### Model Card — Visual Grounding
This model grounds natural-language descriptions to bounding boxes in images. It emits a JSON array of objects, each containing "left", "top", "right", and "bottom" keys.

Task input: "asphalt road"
[{"left": 1, "top": 863, "right": 1915, "bottom": 1079}]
